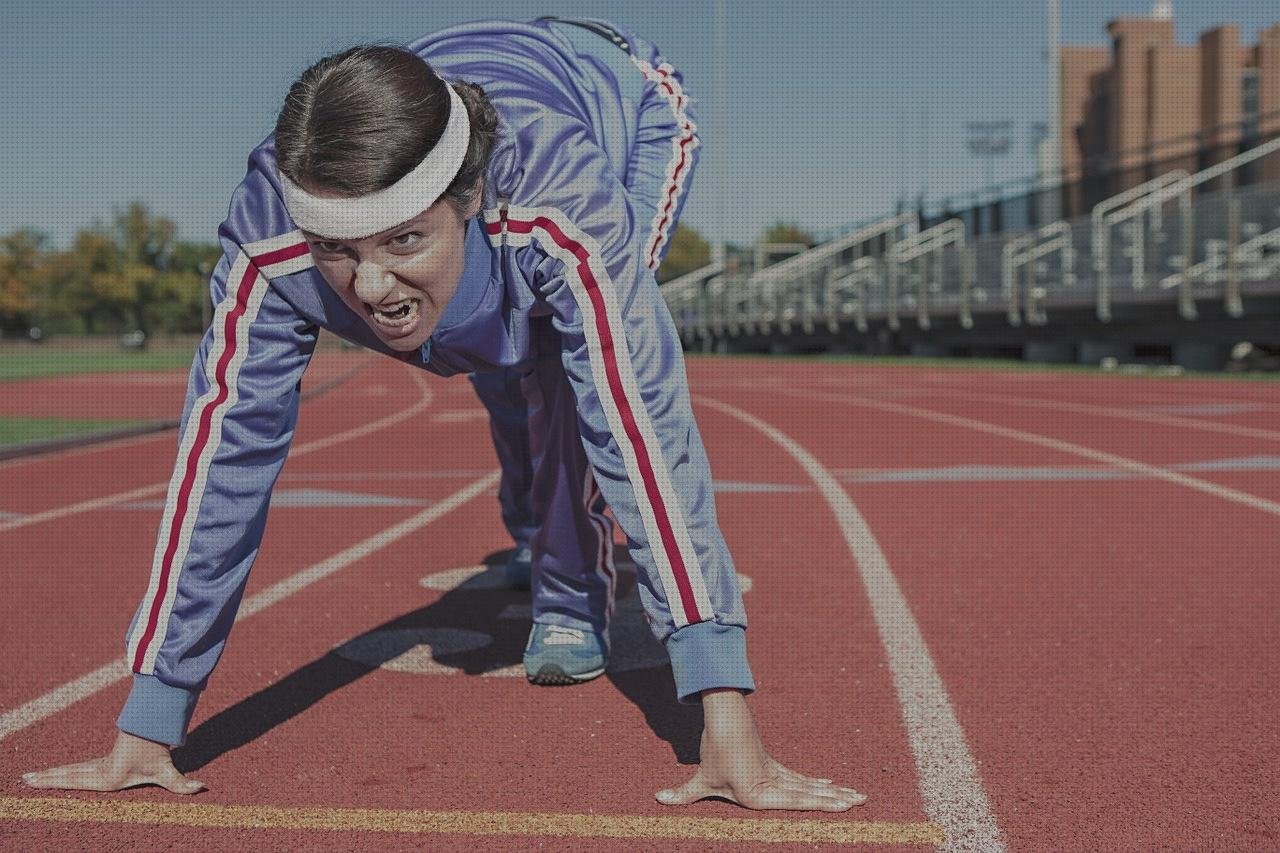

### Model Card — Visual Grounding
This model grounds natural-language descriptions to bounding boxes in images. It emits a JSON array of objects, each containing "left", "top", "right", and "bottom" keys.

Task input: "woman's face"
[{"left": 302, "top": 194, "right": 478, "bottom": 352}]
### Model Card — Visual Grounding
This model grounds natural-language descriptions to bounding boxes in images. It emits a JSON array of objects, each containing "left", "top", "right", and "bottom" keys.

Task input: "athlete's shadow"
[{"left": 173, "top": 547, "right": 703, "bottom": 773}]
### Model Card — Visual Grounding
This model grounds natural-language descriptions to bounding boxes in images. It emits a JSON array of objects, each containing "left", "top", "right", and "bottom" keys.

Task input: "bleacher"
[{"left": 663, "top": 134, "right": 1280, "bottom": 370}]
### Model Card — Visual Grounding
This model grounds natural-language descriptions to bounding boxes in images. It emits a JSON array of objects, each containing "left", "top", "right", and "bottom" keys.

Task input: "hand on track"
[
  {"left": 656, "top": 689, "right": 866, "bottom": 811},
  {"left": 21, "top": 730, "right": 205, "bottom": 795}
]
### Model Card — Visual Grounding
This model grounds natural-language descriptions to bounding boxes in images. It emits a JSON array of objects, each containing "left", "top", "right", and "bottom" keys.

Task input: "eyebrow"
[{"left": 306, "top": 225, "right": 424, "bottom": 248}]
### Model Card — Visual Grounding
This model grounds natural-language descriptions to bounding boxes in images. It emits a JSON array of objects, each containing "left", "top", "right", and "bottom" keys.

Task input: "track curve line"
[
  {"left": 696, "top": 395, "right": 1005, "bottom": 853},
  {"left": 787, "top": 388, "right": 1280, "bottom": 519},
  {"left": 0, "top": 353, "right": 374, "bottom": 470},
  {"left": 907, "top": 385, "right": 1280, "bottom": 443},
  {"left": 0, "top": 371, "right": 434, "bottom": 534},
  {"left": 0, "top": 468, "right": 500, "bottom": 742}
]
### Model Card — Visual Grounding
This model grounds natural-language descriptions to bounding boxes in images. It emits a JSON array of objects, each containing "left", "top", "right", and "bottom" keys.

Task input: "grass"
[
  {"left": 0, "top": 347, "right": 195, "bottom": 382},
  {"left": 0, "top": 416, "right": 147, "bottom": 448}
]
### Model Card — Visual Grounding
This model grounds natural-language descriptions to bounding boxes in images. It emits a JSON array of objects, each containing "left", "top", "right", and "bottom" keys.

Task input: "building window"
[{"left": 1242, "top": 68, "right": 1260, "bottom": 140}]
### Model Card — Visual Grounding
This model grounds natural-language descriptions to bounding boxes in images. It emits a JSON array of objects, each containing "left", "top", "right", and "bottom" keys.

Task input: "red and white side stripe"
[
  {"left": 128, "top": 231, "right": 312, "bottom": 674},
  {"left": 582, "top": 469, "right": 617, "bottom": 646},
  {"left": 629, "top": 56, "right": 699, "bottom": 270},
  {"left": 485, "top": 204, "right": 713, "bottom": 628}
]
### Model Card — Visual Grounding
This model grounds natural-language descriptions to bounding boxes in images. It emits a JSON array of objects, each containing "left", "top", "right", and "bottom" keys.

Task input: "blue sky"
[{"left": 3, "top": 0, "right": 1277, "bottom": 247}]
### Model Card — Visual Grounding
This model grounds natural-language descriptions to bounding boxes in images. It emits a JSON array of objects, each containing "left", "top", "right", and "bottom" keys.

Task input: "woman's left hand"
[{"left": 655, "top": 688, "right": 867, "bottom": 811}]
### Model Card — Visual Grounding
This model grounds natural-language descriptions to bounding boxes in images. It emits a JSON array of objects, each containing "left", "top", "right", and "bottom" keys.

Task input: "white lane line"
[
  {"left": 0, "top": 659, "right": 132, "bottom": 744},
  {"left": 0, "top": 357, "right": 373, "bottom": 473},
  {"left": 0, "top": 429, "right": 171, "bottom": 472},
  {"left": 238, "top": 470, "right": 499, "bottom": 616},
  {"left": 0, "top": 373, "right": 435, "bottom": 534},
  {"left": 793, "top": 388, "right": 1280, "bottom": 519},
  {"left": 0, "top": 468, "right": 500, "bottom": 742},
  {"left": 696, "top": 396, "right": 1004, "bottom": 853},
  {"left": 902, "top": 385, "right": 1280, "bottom": 442}
]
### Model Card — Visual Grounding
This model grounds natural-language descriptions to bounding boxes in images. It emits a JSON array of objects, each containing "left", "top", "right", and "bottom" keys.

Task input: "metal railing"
[
  {"left": 664, "top": 135, "right": 1280, "bottom": 344},
  {"left": 1095, "top": 135, "right": 1280, "bottom": 321},
  {"left": 1004, "top": 222, "right": 1075, "bottom": 327},
  {"left": 886, "top": 219, "right": 968, "bottom": 331}
]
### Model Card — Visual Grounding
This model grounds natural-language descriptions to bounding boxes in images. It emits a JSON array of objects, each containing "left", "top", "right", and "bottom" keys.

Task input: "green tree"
[
  {"left": 656, "top": 223, "right": 712, "bottom": 283},
  {"left": 761, "top": 222, "right": 816, "bottom": 247},
  {"left": 57, "top": 229, "right": 130, "bottom": 333},
  {"left": 0, "top": 229, "right": 48, "bottom": 333},
  {"left": 152, "top": 240, "right": 219, "bottom": 334},
  {"left": 113, "top": 202, "right": 178, "bottom": 336}
]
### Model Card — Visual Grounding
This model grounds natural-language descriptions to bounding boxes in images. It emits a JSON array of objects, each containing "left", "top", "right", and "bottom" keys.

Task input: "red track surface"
[{"left": 1, "top": 354, "right": 1277, "bottom": 850}]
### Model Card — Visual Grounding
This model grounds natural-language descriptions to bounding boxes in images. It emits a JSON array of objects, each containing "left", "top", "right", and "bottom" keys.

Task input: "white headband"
[{"left": 279, "top": 82, "right": 471, "bottom": 239}]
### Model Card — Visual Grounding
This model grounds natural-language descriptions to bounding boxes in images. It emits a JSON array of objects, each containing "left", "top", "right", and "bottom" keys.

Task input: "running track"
[{"left": 0, "top": 352, "right": 1276, "bottom": 851}]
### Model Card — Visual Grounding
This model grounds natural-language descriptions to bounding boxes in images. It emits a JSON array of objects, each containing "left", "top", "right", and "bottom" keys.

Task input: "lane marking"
[
  {"left": 0, "top": 659, "right": 131, "bottom": 743},
  {"left": 0, "top": 372, "right": 434, "bottom": 534},
  {"left": 0, "top": 356, "right": 372, "bottom": 472},
  {"left": 233, "top": 469, "right": 498, "bottom": 618},
  {"left": 117, "top": 489, "right": 430, "bottom": 510},
  {"left": 0, "top": 797, "right": 944, "bottom": 844},
  {"left": 0, "top": 465, "right": 498, "bottom": 742},
  {"left": 905, "top": 384, "right": 1280, "bottom": 442},
  {"left": 696, "top": 396, "right": 1004, "bottom": 853},
  {"left": 833, "top": 457, "right": 1280, "bottom": 482},
  {"left": 429, "top": 408, "right": 490, "bottom": 423},
  {"left": 791, "top": 388, "right": 1280, "bottom": 519}
]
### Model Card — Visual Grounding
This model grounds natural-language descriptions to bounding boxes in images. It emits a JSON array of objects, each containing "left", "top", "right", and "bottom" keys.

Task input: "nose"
[{"left": 353, "top": 260, "right": 395, "bottom": 304}]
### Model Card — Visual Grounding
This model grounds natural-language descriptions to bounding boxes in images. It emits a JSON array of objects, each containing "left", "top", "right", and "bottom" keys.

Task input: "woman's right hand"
[{"left": 21, "top": 730, "right": 205, "bottom": 794}]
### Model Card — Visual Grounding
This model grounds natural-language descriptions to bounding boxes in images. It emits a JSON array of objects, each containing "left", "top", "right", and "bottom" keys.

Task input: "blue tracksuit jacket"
[{"left": 118, "top": 18, "right": 753, "bottom": 747}]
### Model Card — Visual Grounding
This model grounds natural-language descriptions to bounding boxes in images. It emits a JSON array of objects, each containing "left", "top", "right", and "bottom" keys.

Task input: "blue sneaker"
[
  {"left": 503, "top": 546, "right": 532, "bottom": 591},
  {"left": 523, "top": 623, "right": 608, "bottom": 685}
]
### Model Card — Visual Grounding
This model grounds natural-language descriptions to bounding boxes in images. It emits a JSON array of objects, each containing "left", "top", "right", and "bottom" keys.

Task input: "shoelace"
[{"left": 543, "top": 625, "right": 586, "bottom": 646}]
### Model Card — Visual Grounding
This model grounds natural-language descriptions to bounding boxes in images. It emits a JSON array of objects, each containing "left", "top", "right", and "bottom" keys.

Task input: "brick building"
[{"left": 1060, "top": 6, "right": 1280, "bottom": 187}]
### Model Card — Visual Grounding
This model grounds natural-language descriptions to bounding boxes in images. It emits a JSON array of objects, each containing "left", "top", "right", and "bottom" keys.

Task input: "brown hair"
[{"left": 274, "top": 45, "right": 499, "bottom": 214}]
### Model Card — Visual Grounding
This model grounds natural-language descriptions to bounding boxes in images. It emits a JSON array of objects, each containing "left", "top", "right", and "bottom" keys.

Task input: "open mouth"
[{"left": 364, "top": 297, "right": 422, "bottom": 330}]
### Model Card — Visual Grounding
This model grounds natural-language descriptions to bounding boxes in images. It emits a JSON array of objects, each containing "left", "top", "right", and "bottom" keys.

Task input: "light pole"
[
  {"left": 1043, "top": 0, "right": 1063, "bottom": 222},
  {"left": 1029, "top": 121, "right": 1049, "bottom": 225},
  {"left": 713, "top": 0, "right": 727, "bottom": 260}
]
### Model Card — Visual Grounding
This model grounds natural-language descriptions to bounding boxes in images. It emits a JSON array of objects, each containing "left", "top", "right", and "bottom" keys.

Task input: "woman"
[{"left": 23, "top": 17, "right": 865, "bottom": 812}]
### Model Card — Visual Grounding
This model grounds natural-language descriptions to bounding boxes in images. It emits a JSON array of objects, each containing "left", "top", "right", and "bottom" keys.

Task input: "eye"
[
  {"left": 311, "top": 240, "right": 349, "bottom": 256},
  {"left": 389, "top": 232, "right": 422, "bottom": 249}
]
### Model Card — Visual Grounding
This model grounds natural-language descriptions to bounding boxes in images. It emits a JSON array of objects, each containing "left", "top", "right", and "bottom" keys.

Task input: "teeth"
[
  {"left": 372, "top": 298, "right": 412, "bottom": 314},
  {"left": 367, "top": 297, "right": 420, "bottom": 328}
]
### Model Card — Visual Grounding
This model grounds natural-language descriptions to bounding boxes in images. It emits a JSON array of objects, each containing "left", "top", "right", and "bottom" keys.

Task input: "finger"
[
  {"left": 802, "top": 779, "right": 868, "bottom": 805},
  {"left": 833, "top": 787, "right": 868, "bottom": 806},
  {"left": 771, "top": 772, "right": 860, "bottom": 799},
  {"left": 776, "top": 771, "right": 864, "bottom": 805},
  {"left": 778, "top": 780, "right": 867, "bottom": 808},
  {"left": 744, "top": 783, "right": 857, "bottom": 812},
  {"left": 774, "top": 775, "right": 824, "bottom": 796},
  {"left": 656, "top": 773, "right": 723, "bottom": 807},
  {"left": 22, "top": 761, "right": 113, "bottom": 792},
  {"left": 769, "top": 762, "right": 834, "bottom": 786}
]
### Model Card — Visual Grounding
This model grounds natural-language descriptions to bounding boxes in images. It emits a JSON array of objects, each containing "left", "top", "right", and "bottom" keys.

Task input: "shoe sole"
[{"left": 526, "top": 663, "right": 606, "bottom": 686}]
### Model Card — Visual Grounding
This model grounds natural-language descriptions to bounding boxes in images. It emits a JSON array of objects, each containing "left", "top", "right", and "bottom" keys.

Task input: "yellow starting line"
[{"left": 0, "top": 797, "right": 944, "bottom": 845}]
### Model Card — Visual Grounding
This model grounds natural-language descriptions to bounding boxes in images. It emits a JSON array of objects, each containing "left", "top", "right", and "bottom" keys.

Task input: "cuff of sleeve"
[
  {"left": 665, "top": 621, "right": 756, "bottom": 704},
  {"left": 116, "top": 674, "right": 201, "bottom": 747}
]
